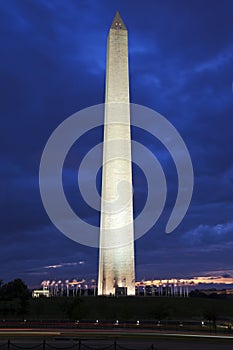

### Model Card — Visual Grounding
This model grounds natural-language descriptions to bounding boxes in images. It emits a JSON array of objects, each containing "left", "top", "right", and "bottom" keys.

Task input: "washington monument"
[{"left": 98, "top": 12, "right": 135, "bottom": 296}]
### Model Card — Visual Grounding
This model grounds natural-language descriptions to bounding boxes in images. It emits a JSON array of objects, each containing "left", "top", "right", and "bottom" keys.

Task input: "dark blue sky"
[{"left": 0, "top": 0, "right": 233, "bottom": 288}]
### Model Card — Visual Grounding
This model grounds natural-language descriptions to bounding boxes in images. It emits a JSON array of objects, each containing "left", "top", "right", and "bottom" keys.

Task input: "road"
[{"left": 0, "top": 328, "right": 233, "bottom": 349}]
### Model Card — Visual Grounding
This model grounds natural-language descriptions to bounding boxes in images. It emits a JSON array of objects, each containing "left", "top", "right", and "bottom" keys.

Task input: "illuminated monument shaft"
[{"left": 98, "top": 12, "right": 135, "bottom": 296}]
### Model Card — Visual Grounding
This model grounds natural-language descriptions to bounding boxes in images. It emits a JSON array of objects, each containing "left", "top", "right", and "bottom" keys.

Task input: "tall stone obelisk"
[{"left": 98, "top": 12, "right": 135, "bottom": 296}]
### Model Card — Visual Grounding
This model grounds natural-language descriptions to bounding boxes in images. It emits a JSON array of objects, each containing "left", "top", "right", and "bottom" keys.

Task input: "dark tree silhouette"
[
  {"left": 0, "top": 279, "right": 29, "bottom": 300},
  {"left": 0, "top": 279, "right": 30, "bottom": 317}
]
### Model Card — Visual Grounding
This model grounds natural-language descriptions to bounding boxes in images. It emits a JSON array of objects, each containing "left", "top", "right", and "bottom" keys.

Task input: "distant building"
[{"left": 32, "top": 289, "right": 50, "bottom": 298}]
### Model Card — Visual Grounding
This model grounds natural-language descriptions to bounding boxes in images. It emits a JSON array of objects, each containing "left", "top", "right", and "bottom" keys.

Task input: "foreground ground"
[
  {"left": 1, "top": 296, "right": 233, "bottom": 348},
  {"left": 6, "top": 295, "right": 233, "bottom": 321}
]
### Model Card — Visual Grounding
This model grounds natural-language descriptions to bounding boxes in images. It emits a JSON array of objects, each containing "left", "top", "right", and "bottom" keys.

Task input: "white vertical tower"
[{"left": 98, "top": 12, "right": 135, "bottom": 296}]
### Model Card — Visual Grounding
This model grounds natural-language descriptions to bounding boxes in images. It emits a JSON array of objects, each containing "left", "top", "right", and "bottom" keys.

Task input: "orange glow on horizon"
[{"left": 136, "top": 276, "right": 233, "bottom": 286}]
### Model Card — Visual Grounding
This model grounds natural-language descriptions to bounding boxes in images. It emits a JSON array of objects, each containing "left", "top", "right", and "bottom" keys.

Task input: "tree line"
[{"left": 0, "top": 278, "right": 30, "bottom": 317}]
